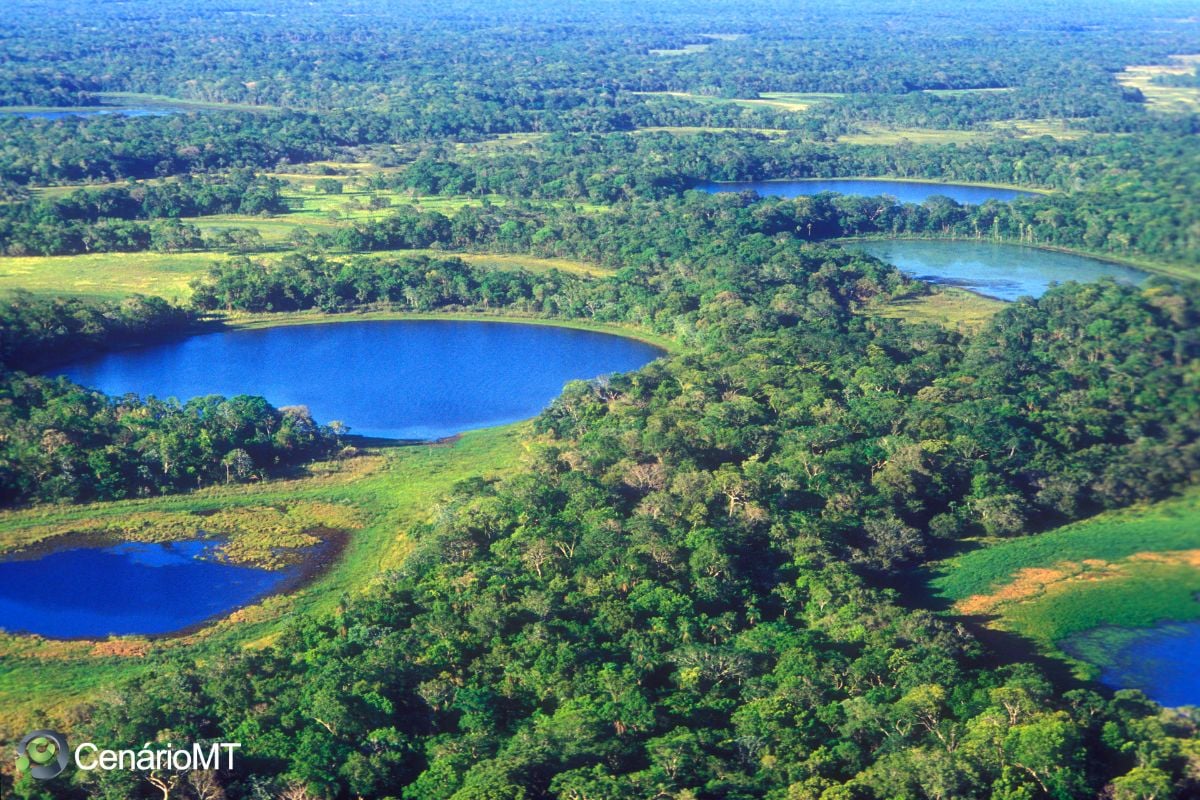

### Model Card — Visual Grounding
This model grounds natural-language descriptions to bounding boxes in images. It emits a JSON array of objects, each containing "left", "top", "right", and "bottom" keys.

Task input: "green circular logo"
[{"left": 15, "top": 730, "right": 69, "bottom": 780}]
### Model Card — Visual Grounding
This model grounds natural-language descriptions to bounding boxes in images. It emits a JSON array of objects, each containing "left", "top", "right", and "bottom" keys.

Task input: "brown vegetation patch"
[{"left": 956, "top": 550, "right": 1200, "bottom": 615}]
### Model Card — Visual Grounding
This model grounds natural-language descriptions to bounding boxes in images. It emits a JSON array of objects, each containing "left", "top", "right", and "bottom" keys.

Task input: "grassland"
[
  {"left": 649, "top": 43, "right": 711, "bottom": 56},
  {"left": 0, "top": 251, "right": 223, "bottom": 301},
  {"left": 1116, "top": 56, "right": 1200, "bottom": 113},
  {"left": 931, "top": 489, "right": 1200, "bottom": 675},
  {"left": 921, "top": 87, "right": 1014, "bottom": 96},
  {"left": 837, "top": 126, "right": 989, "bottom": 145},
  {"left": 837, "top": 119, "right": 1093, "bottom": 145},
  {"left": 872, "top": 286, "right": 1005, "bottom": 331},
  {"left": 631, "top": 90, "right": 842, "bottom": 114},
  {"left": 0, "top": 249, "right": 607, "bottom": 302},
  {"left": 96, "top": 91, "right": 285, "bottom": 113},
  {"left": 0, "top": 424, "right": 529, "bottom": 739}
]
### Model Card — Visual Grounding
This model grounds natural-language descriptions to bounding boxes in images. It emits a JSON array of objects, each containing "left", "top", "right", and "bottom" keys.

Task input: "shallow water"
[
  {"left": 696, "top": 178, "right": 1035, "bottom": 204},
  {"left": 1061, "top": 622, "right": 1200, "bottom": 707},
  {"left": 0, "top": 540, "right": 291, "bottom": 638},
  {"left": 53, "top": 320, "right": 663, "bottom": 440},
  {"left": 851, "top": 239, "right": 1149, "bottom": 300}
]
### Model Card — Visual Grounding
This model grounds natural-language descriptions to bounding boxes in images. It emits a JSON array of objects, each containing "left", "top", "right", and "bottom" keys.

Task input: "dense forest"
[{"left": 2, "top": 0, "right": 1200, "bottom": 798}]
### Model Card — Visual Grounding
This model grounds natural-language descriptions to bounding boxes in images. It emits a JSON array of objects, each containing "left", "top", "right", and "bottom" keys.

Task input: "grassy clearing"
[
  {"left": 0, "top": 251, "right": 222, "bottom": 301},
  {"left": 838, "top": 126, "right": 989, "bottom": 145},
  {"left": 649, "top": 43, "right": 711, "bottom": 56},
  {"left": 454, "top": 133, "right": 548, "bottom": 154},
  {"left": 983, "top": 118, "right": 1094, "bottom": 140},
  {"left": 634, "top": 126, "right": 790, "bottom": 136},
  {"left": 930, "top": 490, "right": 1200, "bottom": 676},
  {"left": 1116, "top": 57, "right": 1200, "bottom": 113},
  {"left": 0, "top": 424, "right": 529, "bottom": 739},
  {"left": 921, "top": 87, "right": 1014, "bottom": 96},
  {"left": 933, "top": 490, "right": 1200, "bottom": 603},
  {"left": 0, "top": 247, "right": 607, "bottom": 302},
  {"left": 631, "top": 90, "right": 841, "bottom": 114},
  {"left": 871, "top": 287, "right": 1005, "bottom": 331},
  {"left": 97, "top": 91, "right": 284, "bottom": 113}
]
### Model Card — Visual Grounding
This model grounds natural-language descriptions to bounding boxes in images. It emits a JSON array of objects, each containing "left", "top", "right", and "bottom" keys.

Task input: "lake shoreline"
[
  {"left": 835, "top": 234, "right": 1184, "bottom": 281},
  {"left": 699, "top": 175, "right": 1052, "bottom": 195},
  {"left": 0, "top": 529, "right": 350, "bottom": 642}
]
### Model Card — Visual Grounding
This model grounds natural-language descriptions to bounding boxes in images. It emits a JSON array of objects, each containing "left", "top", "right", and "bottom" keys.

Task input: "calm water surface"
[
  {"left": 696, "top": 178, "right": 1035, "bottom": 204},
  {"left": 0, "top": 540, "right": 292, "bottom": 638},
  {"left": 1062, "top": 622, "right": 1200, "bottom": 707},
  {"left": 54, "top": 320, "right": 663, "bottom": 440},
  {"left": 852, "top": 239, "right": 1149, "bottom": 300}
]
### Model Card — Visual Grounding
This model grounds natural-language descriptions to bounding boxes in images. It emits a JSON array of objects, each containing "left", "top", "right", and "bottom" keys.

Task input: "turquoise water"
[
  {"left": 852, "top": 239, "right": 1149, "bottom": 300},
  {"left": 696, "top": 178, "right": 1035, "bottom": 204},
  {"left": 1062, "top": 622, "right": 1200, "bottom": 707},
  {"left": 0, "top": 540, "right": 291, "bottom": 638},
  {"left": 53, "top": 320, "right": 663, "bottom": 440}
]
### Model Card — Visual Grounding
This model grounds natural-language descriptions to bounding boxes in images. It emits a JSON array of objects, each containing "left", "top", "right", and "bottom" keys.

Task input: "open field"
[
  {"left": 931, "top": 489, "right": 1200, "bottom": 674},
  {"left": 921, "top": 87, "right": 1014, "bottom": 96},
  {"left": 649, "top": 43, "right": 711, "bottom": 56},
  {"left": 0, "top": 424, "right": 529, "bottom": 739},
  {"left": 1116, "top": 56, "right": 1200, "bottom": 113},
  {"left": 872, "top": 286, "right": 1005, "bottom": 331},
  {"left": 0, "top": 251, "right": 222, "bottom": 301},
  {"left": 0, "top": 248, "right": 607, "bottom": 301},
  {"left": 837, "top": 126, "right": 989, "bottom": 145},
  {"left": 632, "top": 90, "right": 841, "bottom": 114},
  {"left": 635, "top": 125, "right": 790, "bottom": 136},
  {"left": 839, "top": 119, "right": 1094, "bottom": 145},
  {"left": 97, "top": 91, "right": 285, "bottom": 113}
]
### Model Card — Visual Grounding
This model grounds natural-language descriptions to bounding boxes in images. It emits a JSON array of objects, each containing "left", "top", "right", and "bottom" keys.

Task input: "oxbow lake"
[
  {"left": 0, "top": 540, "right": 293, "bottom": 638},
  {"left": 53, "top": 320, "right": 664, "bottom": 440},
  {"left": 695, "top": 178, "right": 1036, "bottom": 204},
  {"left": 852, "top": 239, "right": 1149, "bottom": 301}
]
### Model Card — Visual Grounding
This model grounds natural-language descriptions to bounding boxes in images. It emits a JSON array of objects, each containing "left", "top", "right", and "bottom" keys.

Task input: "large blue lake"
[
  {"left": 1062, "top": 622, "right": 1200, "bottom": 707},
  {"left": 53, "top": 320, "right": 663, "bottom": 440},
  {"left": 0, "top": 540, "right": 291, "bottom": 639},
  {"left": 851, "top": 239, "right": 1149, "bottom": 301},
  {"left": 696, "top": 178, "right": 1036, "bottom": 204}
]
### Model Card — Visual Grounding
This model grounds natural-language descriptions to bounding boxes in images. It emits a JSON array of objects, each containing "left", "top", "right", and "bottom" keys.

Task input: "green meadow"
[{"left": 931, "top": 489, "right": 1200, "bottom": 674}]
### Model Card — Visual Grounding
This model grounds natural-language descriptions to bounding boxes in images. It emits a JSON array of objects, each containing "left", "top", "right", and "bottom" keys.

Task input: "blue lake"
[
  {"left": 0, "top": 540, "right": 292, "bottom": 639},
  {"left": 1062, "top": 622, "right": 1200, "bottom": 708},
  {"left": 53, "top": 320, "right": 663, "bottom": 440},
  {"left": 696, "top": 178, "right": 1036, "bottom": 204},
  {"left": 851, "top": 239, "right": 1149, "bottom": 301}
]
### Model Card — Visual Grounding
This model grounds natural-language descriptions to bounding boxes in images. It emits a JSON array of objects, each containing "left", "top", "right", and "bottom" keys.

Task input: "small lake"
[
  {"left": 851, "top": 239, "right": 1149, "bottom": 301},
  {"left": 0, "top": 540, "right": 292, "bottom": 639},
  {"left": 1062, "top": 622, "right": 1200, "bottom": 707},
  {"left": 53, "top": 320, "right": 663, "bottom": 440},
  {"left": 696, "top": 178, "right": 1036, "bottom": 204}
]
